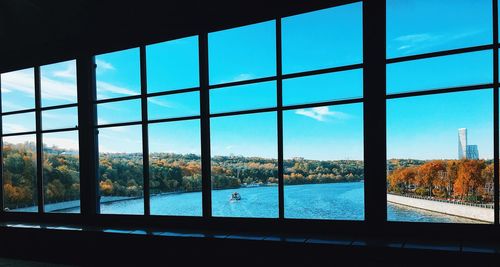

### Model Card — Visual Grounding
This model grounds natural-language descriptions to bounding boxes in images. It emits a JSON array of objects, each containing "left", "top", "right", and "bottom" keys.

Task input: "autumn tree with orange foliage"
[{"left": 388, "top": 159, "right": 493, "bottom": 203}]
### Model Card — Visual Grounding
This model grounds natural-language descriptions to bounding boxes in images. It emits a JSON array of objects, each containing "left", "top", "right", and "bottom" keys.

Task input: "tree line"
[
  {"left": 387, "top": 159, "right": 494, "bottom": 203},
  {"left": 3, "top": 142, "right": 80, "bottom": 210},
  {"left": 3, "top": 142, "right": 365, "bottom": 208}
]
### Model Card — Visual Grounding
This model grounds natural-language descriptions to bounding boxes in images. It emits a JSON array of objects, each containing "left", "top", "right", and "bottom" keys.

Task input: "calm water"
[{"left": 93, "top": 182, "right": 481, "bottom": 223}]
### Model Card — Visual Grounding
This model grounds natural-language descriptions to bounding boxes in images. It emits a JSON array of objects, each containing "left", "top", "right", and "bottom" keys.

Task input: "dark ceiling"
[{"left": 0, "top": 0, "right": 354, "bottom": 73}]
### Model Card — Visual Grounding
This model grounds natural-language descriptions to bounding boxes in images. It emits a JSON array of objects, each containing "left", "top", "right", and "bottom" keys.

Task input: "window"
[
  {"left": 98, "top": 125, "right": 144, "bottom": 215},
  {"left": 283, "top": 70, "right": 363, "bottom": 106},
  {"left": 41, "top": 60, "right": 80, "bottom": 213},
  {"left": 209, "top": 21, "right": 276, "bottom": 85},
  {"left": 283, "top": 104, "right": 364, "bottom": 220},
  {"left": 210, "top": 112, "right": 278, "bottom": 218},
  {"left": 40, "top": 60, "right": 77, "bottom": 107},
  {"left": 210, "top": 82, "right": 276, "bottom": 114},
  {"left": 3, "top": 0, "right": 500, "bottom": 230},
  {"left": 0, "top": 60, "right": 80, "bottom": 213},
  {"left": 148, "top": 92, "right": 200, "bottom": 120},
  {"left": 149, "top": 120, "right": 202, "bottom": 216},
  {"left": 2, "top": 135, "right": 37, "bottom": 212},
  {"left": 96, "top": 48, "right": 141, "bottom": 100},
  {"left": 95, "top": 37, "right": 202, "bottom": 215},
  {"left": 282, "top": 2, "right": 363, "bottom": 74},
  {"left": 387, "top": 50, "right": 492, "bottom": 94},
  {"left": 386, "top": 0, "right": 494, "bottom": 224},
  {"left": 387, "top": 0, "right": 492, "bottom": 58},
  {"left": 1, "top": 68, "right": 35, "bottom": 112},
  {"left": 387, "top": 90, "right": 493, "bottom": 223},
  {"left": 146, "top": 36, "right": 199, "bottom": 93},
  {"left": 43, "top": 131, "right": 80, "bottom": 213}
]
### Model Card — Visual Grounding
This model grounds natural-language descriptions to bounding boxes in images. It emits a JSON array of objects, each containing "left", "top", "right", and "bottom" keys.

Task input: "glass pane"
[
  {"left": 387, "top": 89, "right": 493, "bottom": 223},
  {"left": 147, "top": 36, "right": 199, "bottom": 93},
  {"left": 283, "top": 69, "right": 363, "bottom": 106},
  {"left": 282, "top": 2, "right": 363, "bottom": 74},
  {"left": 96, "top": 48, "right": 141, "bottom": 100},
  {"left": 98, "top": 125, "right": 144, "bottom": 215},
  {"left": 42, "top": 107, "right": 78, "bottom": 130},
  {"left": 41, "top": 60, "right": 77, "bottom": 107},
  {"left": 3, "top": 112, "right": 35, "bottom": 134},
  {"left": 210, "top": 112, "right": 278, "bottom": 218},
  {"left": 387, "top": 50, "right": 492, "bottom": 95},
  {"left": 209, "top": 21, "right": 276, "bottom": 85},
  {"left": 43, "top": 131, "right": 80, "bottom": 213},
  {"left": 210, "top": 81, "right": 276, "bottom": 114},
  {"left": 148, "top": 92, "right": 199, "bottom": 120},
  {"left": 387, "top": 0, "right": 492, "bottom": 58},
  {"left": 1, "top": 68, "right": 35, "bottom": 112},
  {"left": 283, "top": 104, "right": 364, "bottom": 220},
  {"left": 97, "top": 99, "right": 141, "bottom": 125},
  {"left": 3, "top": 134, "right": 37, "bottom": 212},
  {"left": 149, "top": 120, "right": 202, "bottom": 216}
]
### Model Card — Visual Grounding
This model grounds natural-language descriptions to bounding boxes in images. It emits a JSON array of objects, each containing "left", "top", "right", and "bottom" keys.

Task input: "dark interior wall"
[{"left": 0, "top": 0, "right": 355, "bottom": 73}]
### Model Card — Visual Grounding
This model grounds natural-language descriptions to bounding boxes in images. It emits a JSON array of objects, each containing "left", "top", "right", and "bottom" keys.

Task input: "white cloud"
[
  {"left": 295, "top": 107, "right": 349, "bottom": 122},
  {"left": 53, "top": 63, "right": 76, "bottom": 79},
  {"left": 1, "top": 69, "right": 35, "bottom": 95},
  {"left": 147, "top": 98, "right": 173, "bottom": 108},
  {"left": 395, "top": 33, "right": 435, "bottom": 43},
  {"left": 393, "top": 30, "right": 484, "bottom": 54},
  {"left": 2, "top": 100, "right": 29, "bottom": 111},
  {"left": 96, "top": 81, "right": 137, "bottom": 96},
  {"left": 40, "top": 76, "right": 77, "bottom": 102},
  {"left": 220, "top": 73, "right": 255, "bottom": 84},
  {"left": 96, "top": 59, "right": 115, "bottom": 71},
  {"left": 1, "top": 68, "right": 77, "bottom": 103}
]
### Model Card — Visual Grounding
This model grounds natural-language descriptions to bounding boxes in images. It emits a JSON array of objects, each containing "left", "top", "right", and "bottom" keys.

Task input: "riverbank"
[{"left": 387, "top": 194, "right": 493, "bottom": 223}]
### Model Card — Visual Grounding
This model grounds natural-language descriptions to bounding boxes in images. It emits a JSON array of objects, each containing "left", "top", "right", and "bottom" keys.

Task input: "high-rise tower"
[{"left": 458, "top": 128, "right": 467, "bottom": 159}]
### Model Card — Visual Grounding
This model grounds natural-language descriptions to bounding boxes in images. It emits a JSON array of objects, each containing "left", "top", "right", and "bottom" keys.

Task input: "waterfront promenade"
[{"left": 387, "top": 193, "right": 494, "bottom": 223}]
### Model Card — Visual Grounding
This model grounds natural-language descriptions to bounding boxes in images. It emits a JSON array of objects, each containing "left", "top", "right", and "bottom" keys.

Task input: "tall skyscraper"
[
  {"left": 458, "top": 128, "right": 467, "bottom": 159},
  {"left": 458, "top": 128, "right": 480, "bottom": 160}
]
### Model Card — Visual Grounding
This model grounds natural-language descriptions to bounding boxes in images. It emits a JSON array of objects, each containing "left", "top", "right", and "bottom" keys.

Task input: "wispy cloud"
[
  {"left": 96, "top": 59, "right": 115, "bottom": 71},
  {"left": 1, "top": 68, "right": 77, "bottom": 103},
  {"left": 295, "top": 107, "right": 350, "bottom": 122},
  {"left": 52, "top": 63, "right": 76, "bottom": 79},
  {"left": 40, "top": 76, "right": 77, "bottom": 102},
  {"left": 147, "top": 98, "right": 173, "bottom": 108},
  {"left": 2, "top": 100, "right": 28, "bottom": 111},
  {"left": 220, "top": 73, "right": 255, "bottom": 84},
  {"left": 1, "top": 69, "right": 35, "bottom": 96},
  {"left": 96, "top": 81, "right": 138, "bottom": 96},
  {"left": 393, "top": 30, "right": 485, "bottom": 55}
]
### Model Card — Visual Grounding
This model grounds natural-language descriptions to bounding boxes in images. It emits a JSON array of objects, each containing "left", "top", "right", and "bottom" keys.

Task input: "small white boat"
[{"left": 230, "top": 192, "right": 241, "bottom": 201}]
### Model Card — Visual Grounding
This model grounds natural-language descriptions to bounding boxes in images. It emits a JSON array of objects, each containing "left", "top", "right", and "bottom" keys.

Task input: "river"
[{"left": 84, "top": 182, "right": 482, "bottom": 223}]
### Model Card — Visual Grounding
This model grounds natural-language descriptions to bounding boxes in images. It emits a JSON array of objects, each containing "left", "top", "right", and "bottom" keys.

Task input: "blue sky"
[{"left": 0, "top": 1, "right": 496, "bottom": 160}]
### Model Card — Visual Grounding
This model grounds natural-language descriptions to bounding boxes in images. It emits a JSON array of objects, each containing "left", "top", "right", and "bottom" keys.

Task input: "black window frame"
[{"left": 0, "top": 0, "right": 497, "bottom": 238}]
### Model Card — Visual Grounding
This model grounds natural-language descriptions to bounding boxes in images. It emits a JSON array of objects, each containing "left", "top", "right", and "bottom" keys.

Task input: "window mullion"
[
  {"left": 199, "top": 32, "right": 212, "bottom": 218},
  {"left": 34, "top": 66, "right": 44, "bottom": 213},
  {"left": 363, "top": 0, "right": 387, "bottom": 225}
]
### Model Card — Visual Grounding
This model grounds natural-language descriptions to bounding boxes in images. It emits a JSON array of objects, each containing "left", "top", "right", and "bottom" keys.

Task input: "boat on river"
[{"left": 230, "top": 192, "right": 241, "bottom": 201}]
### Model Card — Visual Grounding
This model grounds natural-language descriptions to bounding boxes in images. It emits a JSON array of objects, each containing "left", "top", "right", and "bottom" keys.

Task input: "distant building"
[
  {"left": 458, "top": 128, "right": 479, "bottom": 160},
  {"left": 466, "top": 145, "right": 479, "bottom": 160},
  {"left": 458, "top": 128, "right": 467, "bottom": 160}
]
